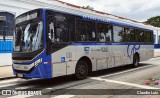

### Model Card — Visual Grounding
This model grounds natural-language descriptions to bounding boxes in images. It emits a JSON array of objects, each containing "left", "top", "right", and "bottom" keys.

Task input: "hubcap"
[
  {"left": 135, "top": 57, "right": 138, "bottom": 66},
  {"left": 78, "top": 64, "right": 86, "bottom": 75}
]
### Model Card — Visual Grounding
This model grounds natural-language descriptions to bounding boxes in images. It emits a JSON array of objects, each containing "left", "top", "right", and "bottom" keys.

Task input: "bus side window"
[
  {"left": 76, "top": 19, "right": 87, "bottom": 41},
  {"left": 106, "top": 25, "right": 112, "bottom": 42},
  {"left": 49, "top": 22, "right": 55, "bottom": 42},
  {"left": 153, "top": 34, "right": 156, "bottom": 44},
  {"left": 144, "top": 31, "right": 151, "bottom": 42},
  {"left": 158, "top": 35, "right": 160, "bottom": 44},
  {"left": 97, "top": 23, "right": 112, "bottom": 42},
  {"left": 86, "top": 21, "right": 96, "bottom": 41},
  {"left": 125, "top": 28, "right": 135, "bottom": 42},
  {"left": 135, "top": 30, "right": 144, "bottom": 42},
  {"left": 97, "top": 23, "right": 105, "bottom": 42},
  {"left": 113, "top": 26, "right": 125, "bottom": 42}
]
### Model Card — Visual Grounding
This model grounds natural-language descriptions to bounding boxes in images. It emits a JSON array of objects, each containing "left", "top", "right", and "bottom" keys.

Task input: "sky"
[{"left": 60, "top": 0, "right": 160, "bottom": 22}]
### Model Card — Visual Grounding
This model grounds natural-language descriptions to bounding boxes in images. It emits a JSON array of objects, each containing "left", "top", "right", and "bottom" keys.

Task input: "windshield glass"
[{"left": 13, "top": 21, "right": 43, "bottom": 52}]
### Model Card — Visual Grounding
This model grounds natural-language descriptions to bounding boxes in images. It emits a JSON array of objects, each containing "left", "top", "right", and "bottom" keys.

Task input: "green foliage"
[{"left": 145, "top": 16, "right": 160, "bottom": 27}]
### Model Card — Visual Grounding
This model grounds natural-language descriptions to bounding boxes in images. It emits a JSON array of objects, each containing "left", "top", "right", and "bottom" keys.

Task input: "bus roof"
[{"left": 44, "top": 8, "right": 153, "bottom": 31}]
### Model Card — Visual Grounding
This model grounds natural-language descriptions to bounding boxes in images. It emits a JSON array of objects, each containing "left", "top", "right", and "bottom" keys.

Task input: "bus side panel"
[
  {"left": 51, "top": 46, "right": 76, "bottom": 77},
  {"left": 75, "top": 45, "right": 97, "bottom": 71},
  {"left": 139, "top": 45, "right": 154, "bottom": 62},
  {"left": 50, "top": 44, "right": 153, "bottom": 78}
]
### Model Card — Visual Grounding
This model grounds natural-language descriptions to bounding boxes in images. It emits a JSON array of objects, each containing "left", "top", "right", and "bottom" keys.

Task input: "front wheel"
[
  {"left": 75, "top": 60, "right": 88, "bottom": 80},
  {"left": 132, "top": 54, "right": 139, "bottom": 67}
]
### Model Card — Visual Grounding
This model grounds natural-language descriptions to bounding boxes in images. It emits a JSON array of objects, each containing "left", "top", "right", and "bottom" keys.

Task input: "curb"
[
  {"left": 0, "top": 65, "right": 12, "bottom": 67},
  {"left": 0, "top": 76, "right": 16, "bottom": 81}
]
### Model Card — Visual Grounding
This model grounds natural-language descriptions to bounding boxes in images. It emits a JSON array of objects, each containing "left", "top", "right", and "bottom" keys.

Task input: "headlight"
[{"left": 34, "top": 58, "right": 42, "bottom": 67}]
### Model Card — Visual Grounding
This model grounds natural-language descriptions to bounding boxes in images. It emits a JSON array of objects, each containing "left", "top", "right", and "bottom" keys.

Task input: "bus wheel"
[
  {"left": 132, "top": 54, "right": 139, "bottom": 67},
  {"left": 75, "top": 60, "right": 88, "bottom": 80}
]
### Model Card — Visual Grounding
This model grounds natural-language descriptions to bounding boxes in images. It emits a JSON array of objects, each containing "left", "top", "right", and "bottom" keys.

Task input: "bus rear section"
[{"left": 153, "top": 29, "right": 160, "bottom": 57}]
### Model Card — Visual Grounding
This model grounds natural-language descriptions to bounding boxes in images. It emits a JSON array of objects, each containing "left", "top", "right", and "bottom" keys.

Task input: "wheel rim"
[
  {"left": 77, "top": 63, "right": 87, "bottom": 78},
  {"left": 134, "top": 56, "right": 138, "bottom": 66}
]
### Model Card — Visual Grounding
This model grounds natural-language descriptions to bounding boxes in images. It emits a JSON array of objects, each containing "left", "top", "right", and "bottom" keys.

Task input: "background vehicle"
[{"left": 153, "top": 28, "right": 160, "bottom": 57}]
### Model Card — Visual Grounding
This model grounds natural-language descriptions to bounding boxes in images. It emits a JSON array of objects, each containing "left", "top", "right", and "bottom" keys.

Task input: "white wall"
[
  {"left": 0, "top": 53, "right": 12, "bottom": 66},
  {"left": 0, "top": 0, "right": 53, "bottom": 17}
]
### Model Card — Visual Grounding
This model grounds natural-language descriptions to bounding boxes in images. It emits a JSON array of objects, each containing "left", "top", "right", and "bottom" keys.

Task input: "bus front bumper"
[{"left": 12, "top": 62, "right": 52, "bottom": 79}]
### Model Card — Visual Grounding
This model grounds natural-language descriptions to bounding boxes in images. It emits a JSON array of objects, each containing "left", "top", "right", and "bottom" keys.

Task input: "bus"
[
  {"left": 12, "top": 8, "right": 154, "bottom": 80},
  {"left": 153, "top": 28, "right": 160, "bottom": 56}
]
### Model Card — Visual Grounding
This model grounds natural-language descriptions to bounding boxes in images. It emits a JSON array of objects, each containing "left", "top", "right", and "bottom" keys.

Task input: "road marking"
[
  {"left": 7, "top": 95, "right": 33, "bottom": 98},
  {"left": 0, "top": 83, "right": 17, "bottom": 88},
  {"left": 51, "top": 95, "right": 75, "bottom": 98},
  {"left": 15, "top": 86, "right": 36, "bottom": 90},
  {"left": 47, "top": 88, "right": 53, "bottom": 89},
  {"left": 0, "top": 78, "right": 19, "bottom": 84},
  {"left": 100, "top": 65, "right": 153, "bottom": 78},
  {"left": 91, "top": 77, "right": 160, "bottom": 89}
]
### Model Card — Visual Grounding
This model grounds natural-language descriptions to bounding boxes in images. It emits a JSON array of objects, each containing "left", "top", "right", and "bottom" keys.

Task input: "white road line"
[
  {"left": 7, "top": 95, "right": 33, "bottom": 98},
  {"left": 100, "top": 65, "right": 153, "bottom": 78},
  {"left": 0, "top": 78, "right": 19, "bottom": 84},
  {"left": 91, "top": 77, "right": 160, "bottom": 89},
  {"left": 46, "top": 88, "right": 53, "bottom": 90},
  {"left": 51, "top": 95, "right": 75, "bottom": 98},
  {"left": 0, "top": 83, "right": 17, "bottom": 88},
  {"left": 15, "top": 86, "right": 36, "bottom": 90}
]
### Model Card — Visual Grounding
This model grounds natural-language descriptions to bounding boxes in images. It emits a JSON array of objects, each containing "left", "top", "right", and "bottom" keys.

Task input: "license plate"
[{"left": 17, "top": 74, "right": 23, "bottom": 78}]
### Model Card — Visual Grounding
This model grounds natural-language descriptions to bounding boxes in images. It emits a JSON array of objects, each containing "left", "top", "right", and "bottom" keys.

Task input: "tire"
[
  {"left": 75, "top": 60, "right": 88, "bottom": 80},
  {"left": 132, "top": 54, "right": 139, "bottom": 67}
]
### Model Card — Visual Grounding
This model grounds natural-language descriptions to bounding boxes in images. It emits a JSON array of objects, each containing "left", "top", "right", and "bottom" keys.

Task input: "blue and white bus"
[
  {"left": 153, "top": 28, "right": 160, "bottom": 56},
  {"left": 12, "top": 8, "right": 154, "bottom": 79}
]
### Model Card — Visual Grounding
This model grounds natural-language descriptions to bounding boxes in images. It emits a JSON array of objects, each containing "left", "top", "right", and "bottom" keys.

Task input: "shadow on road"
[{"left": 89, "top": 63, "right": 152, "bottom": 77}]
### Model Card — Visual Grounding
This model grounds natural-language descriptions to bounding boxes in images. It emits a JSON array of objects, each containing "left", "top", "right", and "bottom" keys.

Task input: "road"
[{"left": 0, "top": 57, "right": 160, "bottom": 98}]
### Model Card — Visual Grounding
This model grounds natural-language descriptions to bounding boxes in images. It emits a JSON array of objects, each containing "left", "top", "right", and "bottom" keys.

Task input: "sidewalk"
[
  {"left": 0, "top": 65, "right": 15, "bottom": 80},
  {"left": 0, "top": 53, "right": 15, "bottom": 80}
]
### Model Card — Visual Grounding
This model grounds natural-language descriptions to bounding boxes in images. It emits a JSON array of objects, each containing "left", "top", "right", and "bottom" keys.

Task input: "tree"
[{"left": 145, "top": 16, "right": 160, "bottom": 27}]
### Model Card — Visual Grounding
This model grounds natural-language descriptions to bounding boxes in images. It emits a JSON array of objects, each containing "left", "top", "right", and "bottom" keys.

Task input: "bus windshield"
[{"left": 14, "top": 21, "right": 43, "bottom": 52}]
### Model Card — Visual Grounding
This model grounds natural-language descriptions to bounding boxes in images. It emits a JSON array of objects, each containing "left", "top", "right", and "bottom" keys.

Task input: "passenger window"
[
  {"left": 47, "top": 12, "right": 70, "bottom": 43},
  {"left": 97, "top": 23, "right": 112, "bottom": 42},
  {"left": 158, "top": 35, "right": 160, "bottom": 44},
  {"left": 144, "top": 31, "right": 151, "bottom": 42},
  {"left": 113, "top": 26, "right": 125, "bottom": 42},
  {"left": 125, "top": 28, "right": 135, "bottom": 42},
  {"left": 76, "top": 19, "right": 87, "bottom": 41},
  {"left": 76, "top": 19, "right": 96, "bottom": 42},
  {"left": 86, "top": 22, "right": 96, "bottom": 41},
  {"left": 135, "top": 30, "right": 144, "bottom": 42}
]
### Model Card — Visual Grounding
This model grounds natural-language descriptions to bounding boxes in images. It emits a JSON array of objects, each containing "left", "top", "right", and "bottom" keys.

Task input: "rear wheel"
[
  {"left": 75, "top": 60, "right": 88, "bottom": 80},
  {"left": 132, "top": 54, "right": 139, "bottom": 67}
]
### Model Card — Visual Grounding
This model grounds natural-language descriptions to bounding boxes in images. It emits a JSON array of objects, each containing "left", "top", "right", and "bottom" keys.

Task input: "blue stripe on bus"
[
  {"left": 71, "top": 42, "right": 153, "bottom": 46},
  {"left": 154, "top": 44, "right": 160, "bottom": 49},
  {"left": 82, "top": 16, "right": 152, "bottom": 31}
]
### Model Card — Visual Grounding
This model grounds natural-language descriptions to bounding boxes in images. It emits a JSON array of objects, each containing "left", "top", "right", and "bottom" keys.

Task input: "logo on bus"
[
  {"left": 84, "top": 47, "right": 90, "bottom": 52},
  {"left": 127, "top": 45, "right": 140, "bottom": 59}
]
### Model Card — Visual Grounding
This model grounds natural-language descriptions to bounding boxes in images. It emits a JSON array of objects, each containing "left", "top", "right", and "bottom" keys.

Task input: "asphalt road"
[{"left": 0, "top": 57, "right": 160, "bottom": 98}]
